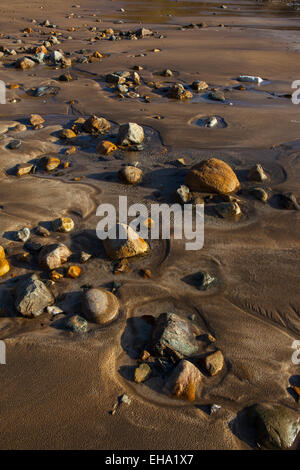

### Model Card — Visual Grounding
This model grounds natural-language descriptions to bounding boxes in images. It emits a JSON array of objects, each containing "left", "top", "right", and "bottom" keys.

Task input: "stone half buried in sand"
[
  {"left": 246, "top": 404, "right": 300, "bottom": 449},
  {"left": 38, "top": 243, "right": 72, "bottom": 270},
  {"left": 186, "top": 158, "right": 240, "bottom": 194},
  {"left": 103, "top": 223, "right": 150, "bottom": 260},
  {"left": 82, "top": 115, "right": 111, "bottom": 135},
  {"left": 15, "top": 274, "right": 54, "bottom": 318},
  {"left": 82, "top": 288, "right": 119, "bottom": 325},
  {"left": 151, "top": 312, "right": 199, "bottom": 359},
  {"left": 164, "top": 359, "right": 203, "bottom": 402}
]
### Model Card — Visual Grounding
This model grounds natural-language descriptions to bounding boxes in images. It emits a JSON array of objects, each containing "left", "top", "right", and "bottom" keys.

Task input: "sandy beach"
[{"left": 0, "top": 0, "right": 299, "bottom": 450}]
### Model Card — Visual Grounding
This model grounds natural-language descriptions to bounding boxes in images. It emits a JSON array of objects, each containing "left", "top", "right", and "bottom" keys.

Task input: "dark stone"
[
  {"left": 246, "top": 404, "right": 300, "bottom": 449},
  {"left": 277, "top": 192, "right": 300, "bottom": 210},
  {"left": 65, "top": 314, "right": 88, "bottom": 333},
  {"left": 151, "top": 312, "right": 199, "bottom": 359}
]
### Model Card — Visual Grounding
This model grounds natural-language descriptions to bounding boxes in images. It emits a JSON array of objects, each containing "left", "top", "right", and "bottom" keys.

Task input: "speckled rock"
[{"left": 82, "top": 288, "right": 119, "bottom": 325}]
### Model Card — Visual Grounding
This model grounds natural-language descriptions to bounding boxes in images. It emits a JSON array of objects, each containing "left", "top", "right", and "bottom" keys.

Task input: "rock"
[
  {"left": 33, "top": 86, "right": 58, "bottom": 97},
  {"left": 132, "top": 71, "right": 141, "bottom": 85},
  {"left": 237, "top": 75, "right": 263, "bottom": 85},
  {"left": 136, "top": 27, "right": 153, "bottom": 38},
  {"left": 151, "top": 312, "right": 199, "bottom": 359},
  {"left": 0, "top": 247, "right": 10, "bottom": 277},
  {"left": 118, "top": 166, "right": 143, "bottom": 185},
  {"left": 15, "top": 274, "right": 54, "bottom": 317},
  {"left": 120, "top": 393, "right": 131, "bottom": 405},
  {"left": 16, "top": 227, "right": 30, "bottom": 242},
  {"left": 38, "top": 243, "right": 72, "bottom": 270},
  {"left": 209, "top": 90, "right": 225, "bottom": 102},
  {"left": 195, "top": 271, "right": 217, "bottom": 291},
  {"left": 97, "top": 140, "right": 117, "bottom": 155},
  {"left": 105, "top": 73, "right": 126, "bottom": 85},
  {"left": 215, "top": 201, "right": 241, "bottom": 218},
  {"left": 16, "top": 57, "right": 35, "bottom": 70},
  {"left": 248, "top": 163, "right": 267, "bottom": 182},
  {"left": 40, "top": 156, "right": 60, "bottom": 171},
  {"left": 114, "top": 258, "right": 131, "bottom": 275},
  {"left": 175, "top": 185, "right": 191, "bottom": 204},
  {"left": 201, "top": 350, "right": 224, "bottom": 376},
  {"left": 117, "top": 122, "right": 144, "bottom": 146},
  {"left": 51, "top": 50, "right": 64, "bottom": 63},
  {"left": 249, "top": 187, "right": 269, "bottom": 203},
  {"left": 12, "top": 124, "right": 27, "bottom": 132},
  {"left": 277, "top": 192, "right": 300, "bottom": 210},
  {"left": 67, "top": 265, "right": 82, "bottom": 278},
  {"left": 117, "top": 83, "right": 128, "bottom": 94},
  {"left": 60, "top": 129, "right": 77, "bottom": 139},
  {"left": 246, "top": 404, "right": 300, "bottom": 449},
  {"left": 134, "top": 363, "right": 151, "bottom": 383},
  {"left": 167, "top": 83, "right": 192, "bottom": 100},
  {"left": 35, "top": 225, "right": 50, "bottom": 237},
  {"left": 191, "top": 80, "right": 208, "bottom": 92},
  {"left": 82, "top": 115, "right": 111, "bottom": 135},
  {"left": 52, "top": 217, "right": 75, "bottom": 233},
  {"left": 186, "top": 158, "right": 240, "bottom": 194},
  {"left": 82, "top": 288, "right": 119, "bottom": 325},
  {"left": 65, "top": 314, "right": 88, "bottom": 333},
  {"left": 47, "top": 305, "right": 63, "bottom": 316},
  {"left": 164, "top": 359, "right": 203, "bottom": 402},
  {"left": 80, "top": 251, "right": 92, "bottom": 263},
  {"left": 30, "top": 114, "right": 45, "bottom": 129},
  {"left": 8, "top": 140, "right": 21, "bottom": 150},
  {"left": 207, "top": 116, "right": 218, "bottom": 128},
  {"left": 16, "top": 163, "right": 33, "bottom": 177},
  {"left": 103, "top": 223, "right": 150, "bottom": 260},
  {"left": 162, "top": 69, "right": 173, "bottom": 77}
]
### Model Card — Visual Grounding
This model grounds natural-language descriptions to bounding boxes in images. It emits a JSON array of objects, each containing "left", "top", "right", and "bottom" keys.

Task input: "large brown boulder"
[{"left": 186, "top": 158, "right": 240, "bottom": 194}]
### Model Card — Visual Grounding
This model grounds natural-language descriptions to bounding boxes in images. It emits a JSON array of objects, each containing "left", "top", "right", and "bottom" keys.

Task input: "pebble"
[
  {"left": 16, "top": 163, "right": 33, "bottom": 177},
  {"left": 134, "top": 363, "right": 151, "bottom": 383},
  {"left": 191, "top": 80, "right": 208, "bottom": 92},
  {"left": 96, "top": 140, "right": 117, "bottom": 155},
  {"left": 16, "top": 227, "right": 30, "bottom": 243},
  {"left": 175, "top": 185, "right": 191, "bottom": 204},
  {"left": 65, "top": 314, "right": 88, "bottom": 333},
  {"left": 8, "top": 140, "right": 21, "bottom": 149},
  {"left": 200, "top": 350, "right": 224, "bottom": 376},
  {"left": 118, "top": 166, "right": 143, "bottom": 185},
  {"left": 164, "top": 359, "right": 203, "bottom": 402},
  {"left": 117, "top": 122, "right": 144, "bottom": 146},
  {"left": 47, "top": 305, "right": 63, "bottom": 316},
  {"left": 277, "top": 192, "right": 299, "bottom": 210},
  {"left": 215, "top": 201, "right": 241, "bottom": 218},
  {"left": 103, "top": 223, "right": 150, "bottom": 260},
  {"left": 52, "top": 217, "right": 75, "bottom": 233},
  {"left": 67, "top": 265, "right": 82, "bottom": 278},
  {"left": 249, "top": 187, "right": 269, "bottom": 203},
  {"left": 41, "top": 156, "right": 60, "bottom": 171},
  {"left": 30, "top": 114, "right": 45, "bottom": 129}
]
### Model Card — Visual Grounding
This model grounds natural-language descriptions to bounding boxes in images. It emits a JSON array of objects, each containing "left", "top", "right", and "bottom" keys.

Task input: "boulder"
[
  {"left": 246, "top": 404, "right": 300, "bottom": 449},
  {"left": 117, "top": 122, "right": 144, "bottom": 146},
  {"left": 151, "top": 312, "right": 199, "bottom": 359},
  {"left": 103, "top": 223, "right": 149, "bottom": 260},
  {"left": 164, "top": 359, "right": 203, "bottom": 402},
  {"left": 15, "top": 274, "right": 54, "bottom": 317},
  {"left": 82, "top": 288, "right": 119, "bottom": 325},
  {"left": 38, "top": 243, "right": 72, "bottom": 270},
  {"left": 186, "top": 158, "right": 240, "bottom": 194}
]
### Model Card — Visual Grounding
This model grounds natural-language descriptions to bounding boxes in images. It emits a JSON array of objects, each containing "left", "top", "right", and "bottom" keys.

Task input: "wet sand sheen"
[{"left": 0, "top": 0, "right": 299, "bottom": 450}]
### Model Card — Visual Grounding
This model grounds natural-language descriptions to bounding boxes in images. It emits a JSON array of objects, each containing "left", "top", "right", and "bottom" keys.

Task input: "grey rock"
[
  {"left": 209, "top": 90, "right": 225, "bottom": 102},
  {"left": 249, "top": 187, "right": 269, "bottom": 203},
  {"left": 8, "top": 140, "right": 21, "bottom": 149},
  {"left": 117, "top": 122, "right": 144, "bottom": 146},
  {"left": 246, "top": 404, "right": 300, "bottom": 449},
  {"left": 215, "top": 201, "right": 241, "bottom": 218},
  {"left": 16, "top": 227, "right": 30, "bottom": 243},
  {"left": 151, "top": 312, "right": 199, "bottom": 359},
  {"left": 195, "top": 271, "right": 217, "bottom": 291},
  {"left": 248, "top": 163, "right": 268, "bottom": 182},
  {"left": 15, "top": 274, "right": 54, "bottom": 318},
  {"left": 65, "top": 314, "right": 88, "bottom": 333},
  {"left": 82, "top": 288, "right": 119, "bottom": 325}
]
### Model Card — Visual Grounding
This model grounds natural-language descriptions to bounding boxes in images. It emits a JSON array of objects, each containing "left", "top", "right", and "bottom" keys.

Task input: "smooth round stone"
[{"left": 82, "top": 288, "right": 119, "bottom": 325}]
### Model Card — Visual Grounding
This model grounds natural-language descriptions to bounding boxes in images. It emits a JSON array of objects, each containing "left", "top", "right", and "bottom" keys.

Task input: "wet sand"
[{"left": 0, "top": 0, "right": 299, "bottom": 450}]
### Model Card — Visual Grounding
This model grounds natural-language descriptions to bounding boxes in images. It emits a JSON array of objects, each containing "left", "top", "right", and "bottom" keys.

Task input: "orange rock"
[
  {"left": 200, "top": 350, "right": 224, "bottom": 376},
  {"left": 0, "top": 259, "right": 10, "bottom": 277},
  {"left": 65, "top": 146, "right": 76, "bottom": 156},
  {"left": 67, "top": 265, "right": 82, "bottom": 278},
  {"left": 164, "top": 359, "right": 203, "bottom": 402},
  {"left": 63, "top": 162, "right": 70, "bottom": 169},
  {"left": 23, "top": 27, "right": 33, "bottom": 34},
  {"left": 293, "top": 386, "right": 300, "bottom": 400},
  {"left": 186, "top": 158, "right": 240, "bottom": 194},
  {"left": 140, "top": 350, "right": 151, "bottom": 361},
  {"left": 93, "top": 51, "right": 103, "bottom": 58},
  {"left": 9, "top": 83, "right": 20, "bottom": 89},
  {"left": 50, "top": 270, "right": 63, "bottom": 281},
  {"left": 96, "top": 140, "right": 117, "bottom": 155},
  {"left": 141, "top": 269, "right": 152, "bottom": 279},
  {"left": 60, "top": 129, "right": 77, "bottom": 139},
  {"left": 0, "top": 246, "right": 6, "bottom": 260},
  {"left": 34, "top": 45, "right": 47, "bottom": 54}
]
